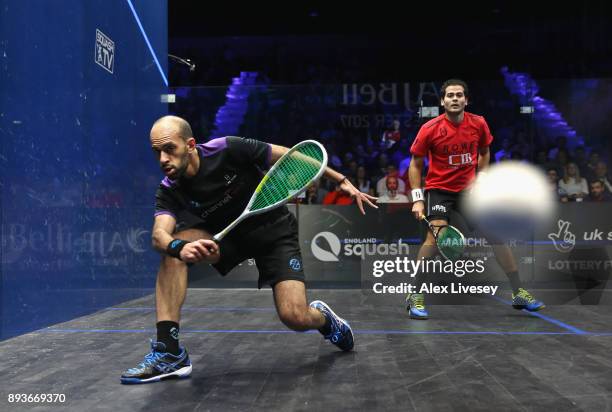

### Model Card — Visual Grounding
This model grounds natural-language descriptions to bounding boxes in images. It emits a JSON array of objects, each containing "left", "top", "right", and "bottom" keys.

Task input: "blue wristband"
[{"left": 166, "top": 239, "right": 188, "bottom": 259}]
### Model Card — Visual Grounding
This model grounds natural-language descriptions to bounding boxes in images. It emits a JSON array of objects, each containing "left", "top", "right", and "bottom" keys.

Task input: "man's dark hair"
[{"left": 440, "top": 79, "right": 469, "bottom": 97}]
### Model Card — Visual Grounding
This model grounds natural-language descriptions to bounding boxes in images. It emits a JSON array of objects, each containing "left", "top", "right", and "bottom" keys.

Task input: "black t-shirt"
[{"left": 155, "top": 136, "right": 284, "bottom": 234}]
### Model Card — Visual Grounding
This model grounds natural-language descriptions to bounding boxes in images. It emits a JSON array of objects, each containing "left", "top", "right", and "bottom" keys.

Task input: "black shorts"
[
  {"left": 425, "top": 189, "right": 473, "bottom": 233},
  {"left": 426, "top": 189, "right": 506, "bottom": 243},
  {"left": 210, "top": 209, "right": 305, "bottom": 289}
]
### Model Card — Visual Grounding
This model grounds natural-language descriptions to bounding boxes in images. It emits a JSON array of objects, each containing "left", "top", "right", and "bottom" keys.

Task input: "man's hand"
[
  {"left": 412, "top": 200, "right": 425, "bottom": 220},
  {"left": 179, "top": 239, "right": 220, "bottom": 264},
  {"left": 339, "top": 178, "right": 378, "bottom": 214}
]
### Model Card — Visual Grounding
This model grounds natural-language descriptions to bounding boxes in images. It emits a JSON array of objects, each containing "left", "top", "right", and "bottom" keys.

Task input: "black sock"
[
  {"left": 157, "top": 321, "right": 180, "bottom": 355},
  {"left": 318, "top": 314, "right": 332, "bottom": 335},
  {"left": 506, "top": 271, "right": 522, "bottom": 295}
]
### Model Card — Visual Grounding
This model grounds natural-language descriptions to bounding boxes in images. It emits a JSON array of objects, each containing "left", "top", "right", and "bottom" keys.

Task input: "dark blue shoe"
[
  {"left": 405, "top": 293, "right": 429, "bottom": 319},
  {"left": 512, "top": 288, "right": 545, "bottom": 312},
  {"left": 120, "top": 341, "right": 192, "bottom": 384},
  {"left": 309, "top": 300, "right": 354, "bottom": 351}
]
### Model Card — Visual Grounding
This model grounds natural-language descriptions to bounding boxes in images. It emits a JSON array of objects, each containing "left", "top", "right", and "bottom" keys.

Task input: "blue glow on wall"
[{"left": 0, "top": 0, "right": 168, "bottom": 340}]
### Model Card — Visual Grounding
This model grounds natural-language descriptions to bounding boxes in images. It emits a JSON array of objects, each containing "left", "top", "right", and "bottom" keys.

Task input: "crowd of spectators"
[
  {"left": 290, "top": 123, "right": 612, "bottom": 205},
  {"left": 168, "top": 42, "right": 611, "bottom": 206}
]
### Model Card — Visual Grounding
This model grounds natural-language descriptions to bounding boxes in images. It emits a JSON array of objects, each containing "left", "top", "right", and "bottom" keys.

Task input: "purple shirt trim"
[
  {"left": 154, "top": 211, "right": 176, "bottom": 219},
  {"left": 197, "top": 137, "right": 228, "bottom": 157},
  {"left": 161, "top": 177, "right": 176, "bottom": 188}
]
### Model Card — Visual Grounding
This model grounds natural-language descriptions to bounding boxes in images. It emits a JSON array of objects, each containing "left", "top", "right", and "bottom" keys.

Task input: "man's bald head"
[{"left": 151, "top": 115, "right": 193, "bottom": 142}]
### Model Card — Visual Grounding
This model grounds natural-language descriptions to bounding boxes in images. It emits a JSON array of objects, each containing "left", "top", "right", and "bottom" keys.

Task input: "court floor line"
[
  {"left": 36, "top": 328, "right": 612, "bottom": 336},
  {"left": 105, "top": 305, "right": 590, "bottom": 335},
  {"left": 106, "top": 307, "right": 276, "bottom": 312},
  {"left": 125, "top": 0, "right": 168, "bottom": 86},
  {"left": 491, "top": 296, "right": 587, "bottom": 335}
]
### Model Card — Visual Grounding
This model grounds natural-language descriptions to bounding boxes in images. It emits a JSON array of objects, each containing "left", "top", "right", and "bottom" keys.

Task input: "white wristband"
[{"left": 411, "top": 188, "right": 424, "bottom": 202}]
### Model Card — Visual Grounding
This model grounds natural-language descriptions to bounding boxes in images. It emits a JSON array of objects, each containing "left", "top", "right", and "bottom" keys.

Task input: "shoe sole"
[
  {"left": 406, "top": 303, "right": 428, "bottom": 320},
  {"left": 120, "top": 364, "right": 192, "bottom": 384},
  {"left": 310, "top": 300, "right": 354, "bottom": 351},
  {"left": 512, "top": 304, "right": 546, "bottom": 312}
]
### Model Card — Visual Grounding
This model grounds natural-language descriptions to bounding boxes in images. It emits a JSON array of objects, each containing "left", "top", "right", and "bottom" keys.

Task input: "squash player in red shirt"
[{"left": 405, "top": 79, "right": 545, "bottom": 319}]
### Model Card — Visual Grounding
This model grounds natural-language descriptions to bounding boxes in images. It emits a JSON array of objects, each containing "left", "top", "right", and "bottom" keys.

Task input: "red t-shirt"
[
  {"left": 322, "top": 191, "right": 354, "bottom": 205},
  {"left": 410, "top": 112, "right": 493, "bottom": 192}
]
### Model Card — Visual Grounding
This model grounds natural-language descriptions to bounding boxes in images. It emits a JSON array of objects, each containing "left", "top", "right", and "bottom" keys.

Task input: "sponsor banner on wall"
[
  {"left": 2, "top": 207, "right": 157, "bottom": 284},
  {"left": 189, "top": 203, "right": 612, "bottom": 289},
  {"left": 190, "top": 204, "right": 521, "bottom": 286},
  {"left": 534, "top": 203, "right": 612, "bottom": 291}
]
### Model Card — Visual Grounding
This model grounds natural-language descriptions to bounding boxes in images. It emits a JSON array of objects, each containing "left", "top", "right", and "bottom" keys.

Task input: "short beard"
[{"left": 173, "top": 152, "right": 191, "bottom": 179}]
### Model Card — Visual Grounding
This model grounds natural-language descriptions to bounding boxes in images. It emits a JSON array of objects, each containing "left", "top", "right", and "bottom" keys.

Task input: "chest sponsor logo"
[
  {"left": 448, "top": 153, "right": 473, "bottom": 166},
  {"left": 224, "top": 174, "right": 237, "bottom": 186}
]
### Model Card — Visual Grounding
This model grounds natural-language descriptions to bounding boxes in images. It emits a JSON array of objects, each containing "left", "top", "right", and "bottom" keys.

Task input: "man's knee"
[
  {"left": 277, "top": 305, "right": 311, "bottom": 332},
  {"left": 160, "top": 254, "right": 187, "bottom": 271}
]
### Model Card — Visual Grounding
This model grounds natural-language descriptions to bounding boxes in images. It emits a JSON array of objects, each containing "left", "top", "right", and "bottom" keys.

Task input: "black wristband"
[
  {"left": 166, "top": 239, "right": 188, "bottom": 259},
  {"left": 338, "top": 176, "right": 348, "bottom": 184}
]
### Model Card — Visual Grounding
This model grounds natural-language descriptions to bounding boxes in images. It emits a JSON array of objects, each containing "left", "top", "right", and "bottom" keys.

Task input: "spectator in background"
[
  {"left": 328, "top": 150, "right": 343, "bottom": 170},
  {"left": 323, "top": 180, "right": 355, "bottom": 205},
  {"left": 377, "top": 176, "right": 409, "bottom": 203},
  {"left": 376, "top": 164, "right": 406, "bottom": 196},
  {"left": 573, "top": 146, "right": 588, "bottom": 172},
  {"left": 535, "top": 149, "right": 559, "bottom": 173},
  {"left": 587, "top": 180, "right": 612, "bottom": 202},
  {"left": 494, "top": 138, "right": 512, "bottom": 162},
  {"left": 381, "top": 119, "right": 401, "bottom": 149},
  {"left": 342, "top": 152, "right": 355, "bottom": 168},
  {"left": 344, "top": 159, "right": 358, "bottom": 180},
  {"left": 558, "top": 162, "right": 588, "bottom": 202},
  {"left": 546, "top": 168, "right": 567, "bottom": 202},
  {"left": 370, "top": 153, "right": 389, "bottom": 184},
  {"left": 398, "top": 153, "right": 412, "bottom": 177},
  {"left": 535, "top": 150, "right": 548, "bottom": 167},
  {"left": 548, "top": 136, "right": 567, "bottom": 161},
  {"left": 301, "top": 181, "right": 326, "bottom": 204},
  {"left": 551, "top": 148, "right": 570, "bottom": 176},
  {"left": 355, "top": 165, "right": 374, "bottom": 196},
  {"left": 391, "top": 138, "right": 411, "bottom": 171},
  {"left": 354, "top": 144, "right": 368, "bottom": 165},
  {"left": 590, "top": 161, "right": 612, "bottom": 193},
  {"left": 586, "top": 151, "right": 600, "bottom": 176},
  {"left": 363, "top": 141, "right": 380, "bottom": 170}
]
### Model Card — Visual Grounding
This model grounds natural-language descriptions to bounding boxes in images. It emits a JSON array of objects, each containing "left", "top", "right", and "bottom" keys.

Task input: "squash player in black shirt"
[{"left": 121, "top": 115, "right": 377, "bottom": 384}]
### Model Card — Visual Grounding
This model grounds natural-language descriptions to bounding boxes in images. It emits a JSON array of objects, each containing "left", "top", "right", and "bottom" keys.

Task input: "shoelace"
[
  {"left": 127, "top": 351, "right": 164, "bottom": 373},
  {"left": 411, "top": 295, "right": 425, "bottom": 310},
  {"left": 517, "top": 289, "right": 535, "bottom": 303}
]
